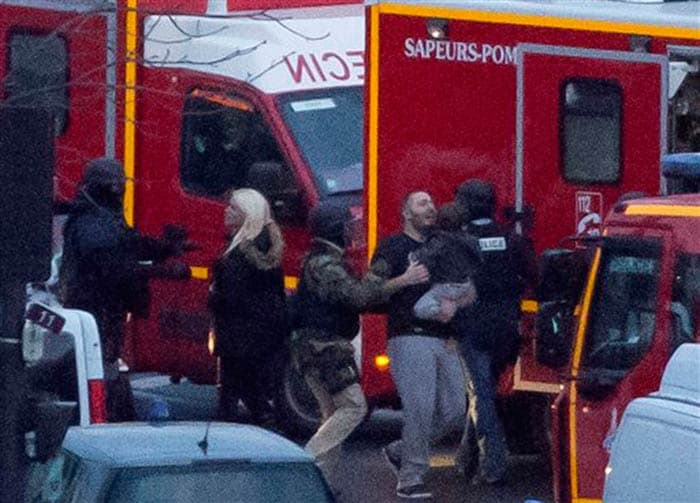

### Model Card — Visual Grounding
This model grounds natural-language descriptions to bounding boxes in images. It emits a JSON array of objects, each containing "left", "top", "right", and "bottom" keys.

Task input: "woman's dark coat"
[{"left": 208, "top": 224, "right": 288, "bottom": 358}]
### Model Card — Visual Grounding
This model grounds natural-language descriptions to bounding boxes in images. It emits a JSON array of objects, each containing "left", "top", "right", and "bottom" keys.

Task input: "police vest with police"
[{"left": 455, "top": 180, "right": 535, "bottom": 375}]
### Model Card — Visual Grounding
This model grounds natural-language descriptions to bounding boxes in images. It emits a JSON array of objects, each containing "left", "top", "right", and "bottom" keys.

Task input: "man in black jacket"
[
  {"left": 371, "top": 191, "right": 469, "bottom": 500},
  {"left": 453, "top": 180, "right": 535, "bottom": 485},
  {"left": 58, "top": 158, "right": 187, "bottom": 421}
]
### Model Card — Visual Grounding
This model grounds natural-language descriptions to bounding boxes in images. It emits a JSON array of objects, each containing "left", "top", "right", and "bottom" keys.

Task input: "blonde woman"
[{"left": 208, "top": 188, "right": 287, "bottom": 426}]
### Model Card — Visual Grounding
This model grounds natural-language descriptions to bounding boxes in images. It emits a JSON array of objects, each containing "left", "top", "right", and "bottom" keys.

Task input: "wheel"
[{"left": 274, "top": 357, "right": 320, "bottom": 439}]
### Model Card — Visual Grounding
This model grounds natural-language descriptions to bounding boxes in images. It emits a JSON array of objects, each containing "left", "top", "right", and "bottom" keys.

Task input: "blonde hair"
[{"left": 224, "top": 188, "right": 273, "bottom": 255}]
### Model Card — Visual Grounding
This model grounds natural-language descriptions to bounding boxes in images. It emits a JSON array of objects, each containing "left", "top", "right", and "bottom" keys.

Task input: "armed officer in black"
[{"left": 453, "top": 179, "right": 535, "bottom": 485}]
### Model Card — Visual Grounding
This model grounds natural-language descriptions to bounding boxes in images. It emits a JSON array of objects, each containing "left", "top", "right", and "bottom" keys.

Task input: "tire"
[{"left": 274, "top": 357, "right": 320, "bottom": 439}]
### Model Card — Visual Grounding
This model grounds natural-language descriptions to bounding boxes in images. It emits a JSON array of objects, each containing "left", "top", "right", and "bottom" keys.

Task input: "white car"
[
  {"left": 24, "top": 293, "right": 107, "bottom": 427},
  {"left": 603, "top": 343, "right": 700, "bottom": 503}
]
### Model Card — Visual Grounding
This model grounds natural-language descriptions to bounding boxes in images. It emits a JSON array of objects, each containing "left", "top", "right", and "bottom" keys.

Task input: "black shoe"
[
  {"left": 485, "top": 476, "right": 507, "bottom": 487},
  {"left": 471, "top": 474, "right": 507, "bottom": 487},
  {"left": 397, "top": 484, "right": 432, "bottom": 499},
  {"left": 382, "top": 447, "right": 401, "bottom": 476}
]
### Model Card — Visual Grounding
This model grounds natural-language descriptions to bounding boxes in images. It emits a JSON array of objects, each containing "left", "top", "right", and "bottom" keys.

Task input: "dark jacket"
[
  {"left": 370, "top": 233, "right": 455, "bottom": 339},
  {"left": 58, "top": 196, "right": 170, "bottom": 362},
  {"left": 209, "top": 224, "right": 288, "bottom": 359},
  {"left": 294, "top": 238, "right": 386, "bottom": 340},
  {"left": 456, "top": 218, "right": 536, "bottom": 369},
  {"left": 415, "top": 230, "right": 482, "bottom": 284}
]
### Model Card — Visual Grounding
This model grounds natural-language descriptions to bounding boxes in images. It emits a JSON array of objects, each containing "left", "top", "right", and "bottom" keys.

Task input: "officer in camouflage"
[{"left": 292, "top": 202, "right": 429, "bottom": 490}]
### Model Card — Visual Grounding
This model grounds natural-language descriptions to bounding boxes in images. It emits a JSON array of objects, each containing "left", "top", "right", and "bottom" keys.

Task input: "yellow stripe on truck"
[
  {"left": 123, "top": 0, "right": 138, "bottom": 226},
  {"left": 376, "top": 3, "right": 700, "bottom": 40},
  {"left": 367, "top": 5, "right": 381, "bottom": 262},
  {"left": 568, "top": 247, "right": 602, "bottom": 500},
  {"left": 625, "top": 204, "right": 700, "bottom": 218}
]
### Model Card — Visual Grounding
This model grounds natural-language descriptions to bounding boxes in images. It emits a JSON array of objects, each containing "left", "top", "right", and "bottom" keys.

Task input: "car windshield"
[
  {"left": 277, "top": 86, "right": 363, "bottom": 197},
  {"left": 582, "top": 237, "right": 661, "bottom": 371},
  {"left": 106, "top": 461, "right": 331, "bottom": 503}
]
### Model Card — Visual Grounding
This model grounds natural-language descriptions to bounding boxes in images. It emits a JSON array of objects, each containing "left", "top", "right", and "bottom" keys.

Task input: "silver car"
[{"left": 26, "top": 422, "right": 333, "bottom": 503}]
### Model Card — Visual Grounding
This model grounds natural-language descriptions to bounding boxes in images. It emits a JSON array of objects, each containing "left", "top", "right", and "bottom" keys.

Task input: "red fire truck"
[
  {"left": 0, "top": 0, "right": 366, "bottom": 433},
  {"left": 365, "top": 1, "right": 699, "bottom": 501}
]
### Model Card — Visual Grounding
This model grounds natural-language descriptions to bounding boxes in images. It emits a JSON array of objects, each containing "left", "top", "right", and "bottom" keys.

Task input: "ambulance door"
[{"left": 513, "top": 44, "right": 667, "bottom": 393}]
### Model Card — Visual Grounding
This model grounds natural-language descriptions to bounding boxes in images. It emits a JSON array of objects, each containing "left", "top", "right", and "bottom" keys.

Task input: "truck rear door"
[
  {"left": 516, "top": 44, "right": 667, "bottom": 247},
  {"left": 515, "top": 44, "right": 667, "bottom": 393}
]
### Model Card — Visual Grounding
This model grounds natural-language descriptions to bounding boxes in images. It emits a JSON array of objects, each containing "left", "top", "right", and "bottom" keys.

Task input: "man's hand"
[
  {"left": 399, "top": 259, "right": 430, "bottom": 287},
  {"left": 435, "top": 299, "right": 458, "bottom": 323}
]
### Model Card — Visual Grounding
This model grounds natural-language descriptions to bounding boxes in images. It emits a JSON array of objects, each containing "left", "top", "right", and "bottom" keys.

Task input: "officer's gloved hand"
[
  {"left": 163, "top": 261, "right": 191, "bottom": 280},
  {"left": 145, "top": 261, "right": 191, "bottom": 280},
  {"left": 162, "top": 224, "right": 188, "bottom": 256}
]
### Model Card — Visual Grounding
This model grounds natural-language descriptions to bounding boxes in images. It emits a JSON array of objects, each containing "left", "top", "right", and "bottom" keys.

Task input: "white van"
[
  {"left": 24, "top": 292, "right": 107, "bottom": 426},
  {"left": 603, "top": 343, "right": 700, "bottom": 503}
]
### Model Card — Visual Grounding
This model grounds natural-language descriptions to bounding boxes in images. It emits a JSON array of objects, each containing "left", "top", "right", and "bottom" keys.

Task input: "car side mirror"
[
  {"left": 535, "top": 300, "right": 574, "bottom": 368},
  {"left": 577, "top": 369, "right": 626, "bottom": 401},
  {"left": 536, "top": 248, "right": 589, "bottom": 304},
  {"left": 670, "top": 302, "right": 695, "bottom": 351},
  {"left": 247, "top": 161, "right": 306, "bottom": 225}
]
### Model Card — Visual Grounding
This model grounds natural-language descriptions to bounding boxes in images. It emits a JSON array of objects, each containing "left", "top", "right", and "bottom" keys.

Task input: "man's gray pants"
[
  {"left": 457, "top": 342, "right": 507, "bottom": 482},
  {"left": 386, "top": 335, "right": 466, "bottom": 489},
  {"left": 304, "top": 371, "right": 367, "bottom": 487}
]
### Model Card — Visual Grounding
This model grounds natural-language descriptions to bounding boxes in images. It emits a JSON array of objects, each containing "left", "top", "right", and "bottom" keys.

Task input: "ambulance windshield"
[
  {"left": 582, "top": 237, "right": 661, "bottom": 371},
  {"left": 278, "top": 86, "right": 363, "bottom": 196}
]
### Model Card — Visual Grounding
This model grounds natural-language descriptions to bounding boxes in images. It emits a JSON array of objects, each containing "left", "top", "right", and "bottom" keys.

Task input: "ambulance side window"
[
  {"left": 670, "top": 254, "right": 700, "bottom": 354},
  {"left": 560, "top": 79, "right": 622, "bottom": 184},
  {"left": 180, "top": 90, "right": 287, "bottom": 197},
  {"left": 6, "top": 32, "right": 69, "bottom": 136}
]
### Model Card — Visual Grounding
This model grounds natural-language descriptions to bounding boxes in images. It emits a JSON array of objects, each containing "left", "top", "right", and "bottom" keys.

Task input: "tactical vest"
[
  {"left": 466, "top": 218, "right": 523, "bottom": 304},
  {"left": 294, "top": 252, "right": 360, "bottom": 341}
]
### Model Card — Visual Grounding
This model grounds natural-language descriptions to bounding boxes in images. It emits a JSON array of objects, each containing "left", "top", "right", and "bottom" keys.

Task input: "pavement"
[{"left": 130, "top": 372, "right": 553, "bottom": 502}]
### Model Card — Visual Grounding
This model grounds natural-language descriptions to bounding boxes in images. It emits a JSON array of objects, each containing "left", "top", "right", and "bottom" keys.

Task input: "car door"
[
  {"left": 568, "top": 230, "right": 673, "bottom": 502},
  {"left": 25, "top": 450, "right": 84, "bottom": 503}
]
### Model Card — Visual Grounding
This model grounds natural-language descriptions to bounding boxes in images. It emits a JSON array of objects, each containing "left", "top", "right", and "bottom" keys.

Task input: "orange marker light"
[
  {"left": 375, "top": 354, "right": 391, "bottom": 372},
  {"left": 208, "top": 329, "right": 216, "bottom": 356}
]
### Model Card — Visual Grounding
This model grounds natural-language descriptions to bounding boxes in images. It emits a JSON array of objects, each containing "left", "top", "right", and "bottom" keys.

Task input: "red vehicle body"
[
  {"left": 365, "top": 1, "right": 699, "bottom": 502},
  {"left": 543, "top": 195, "right": 700, "bottom": 502}
]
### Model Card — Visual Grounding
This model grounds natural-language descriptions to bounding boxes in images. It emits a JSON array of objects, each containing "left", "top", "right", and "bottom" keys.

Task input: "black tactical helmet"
[
  {"left": 308, "top": 202, "right": 351, "bottom": 247},
  {"left": 82, "top": 158, "right": 125, "bottom": 188},
  {"left": 455, "top": 179, "right": 496, "bottom": 220},
  {"left": 80, "top": 158, "right": 126, "bottom": 210}
]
